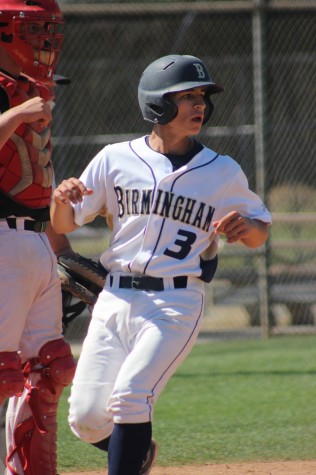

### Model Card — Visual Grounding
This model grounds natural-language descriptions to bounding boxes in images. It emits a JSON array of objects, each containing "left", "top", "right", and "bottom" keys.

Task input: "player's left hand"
[
  {"left": 212, "top": 211, "right": 254, "bottom": 244},
  {"left": 53, "top": 178, "right": 93, "bottom": 205}
]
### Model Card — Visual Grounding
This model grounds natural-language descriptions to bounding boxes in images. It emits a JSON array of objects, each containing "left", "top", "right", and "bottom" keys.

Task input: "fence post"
[{"left": 252, "top": 0, "right": 271, "bottom": 338}]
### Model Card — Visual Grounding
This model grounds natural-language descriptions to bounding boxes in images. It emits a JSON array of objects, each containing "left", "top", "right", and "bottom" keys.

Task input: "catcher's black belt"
[
  {"left": 110, "top": 274, "right": 188, "bottom": 291},
  {"left": 4, "top": 217, "right": 48, "bottom": 233}
]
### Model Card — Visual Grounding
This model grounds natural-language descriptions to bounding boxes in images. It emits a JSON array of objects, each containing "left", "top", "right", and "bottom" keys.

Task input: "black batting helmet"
[{"left": 138, "top": 54, "right": 224, "bottom": 125}]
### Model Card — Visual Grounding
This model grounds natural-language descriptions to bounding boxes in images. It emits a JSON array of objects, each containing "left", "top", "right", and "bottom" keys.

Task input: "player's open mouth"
[{"left": 192, "top": 116, "right": 203, "bottom": 123}]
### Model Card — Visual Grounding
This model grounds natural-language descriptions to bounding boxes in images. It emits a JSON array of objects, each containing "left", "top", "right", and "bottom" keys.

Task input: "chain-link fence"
[{"left": 53, "top": 0, "right": 316, "bottom": 340}]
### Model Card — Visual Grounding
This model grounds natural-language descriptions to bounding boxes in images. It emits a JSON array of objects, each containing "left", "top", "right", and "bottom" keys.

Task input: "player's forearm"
[
  {"left": 50, "top": 201, "right": 78, "bottom": 234},
  {"left": 45, "top": 222, "right": 76, "bottom": 257},
  {"left": 0, "top": 108, "right": 24, "bottom": 150},
  {"left": 240, "top": 220, "right": 269, "bottom": 248},
  {"left": 0, "top": 98, "right": 52, "bottom": 151}
]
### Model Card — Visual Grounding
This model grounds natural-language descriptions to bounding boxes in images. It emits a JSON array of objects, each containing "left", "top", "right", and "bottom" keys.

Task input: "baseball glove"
[
  {"left": 57, "top": 253, "right": 108, "bottom": 306},
  {"left": 57, "top": 253, "right": 108, "bottom": 333}
]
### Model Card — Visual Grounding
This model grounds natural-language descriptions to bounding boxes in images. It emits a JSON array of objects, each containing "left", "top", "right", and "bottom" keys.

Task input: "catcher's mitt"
[
  {"left": 57, "top": 253, "right": 108, "bottom": 333},
  {"left": 57, "top": 253, "right": 108, "bottom": 306}
]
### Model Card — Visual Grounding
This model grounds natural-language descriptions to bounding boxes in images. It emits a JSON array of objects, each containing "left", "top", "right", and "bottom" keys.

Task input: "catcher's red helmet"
[{"left": 0, "top": 0, "right": 63, "bottom": 81}]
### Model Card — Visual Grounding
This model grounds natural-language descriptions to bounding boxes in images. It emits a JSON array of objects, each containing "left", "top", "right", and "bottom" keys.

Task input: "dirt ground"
[{"left": 61, "top": 460, "right": 316, "bottom": 475}]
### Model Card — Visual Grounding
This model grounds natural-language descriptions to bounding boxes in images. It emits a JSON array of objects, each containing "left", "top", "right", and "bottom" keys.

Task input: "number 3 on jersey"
[{"left": 164, "top": 229, "right": 197, "bottom": 260}]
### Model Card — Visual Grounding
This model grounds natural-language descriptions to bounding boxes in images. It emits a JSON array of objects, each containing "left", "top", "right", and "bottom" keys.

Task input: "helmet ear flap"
[
  {"left": 162, "top": 95, "right": 178, "bottom": 124},
  {"left": 144, "top": 95, "right": 178, "bottom": 125}
]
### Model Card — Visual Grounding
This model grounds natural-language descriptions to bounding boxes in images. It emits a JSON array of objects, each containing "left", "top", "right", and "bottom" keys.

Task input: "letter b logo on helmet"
[
  {"left": 138, "top": 54, "right": 224, "bottom": 125},
  {"left": 193, "top": 63, "right": 206, "bottom": 79}
]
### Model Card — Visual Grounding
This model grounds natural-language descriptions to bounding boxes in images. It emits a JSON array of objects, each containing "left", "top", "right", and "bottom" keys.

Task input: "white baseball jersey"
[{"left": 73, "top": 136, "right": 271, "bottom": 277}]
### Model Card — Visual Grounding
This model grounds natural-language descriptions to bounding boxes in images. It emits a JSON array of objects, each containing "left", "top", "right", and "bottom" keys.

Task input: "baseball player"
[
  {"left": 0, "top": 2, "right": 77, "bottom": 474},
  {"left": 51, "top": 54, "right": 272, "bottom": 475}
]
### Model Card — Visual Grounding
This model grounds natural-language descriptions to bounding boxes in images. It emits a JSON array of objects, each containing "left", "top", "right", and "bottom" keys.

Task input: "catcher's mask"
[
  {"left": 0, "top": 0, "right": 63, "bottom": 82},
  {"left": 138, "top": 54, "right": 224, "bottom": 125}
]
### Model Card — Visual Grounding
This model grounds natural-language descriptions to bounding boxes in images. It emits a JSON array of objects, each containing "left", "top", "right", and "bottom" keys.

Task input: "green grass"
[{"left": 57, "top": 335, "right": 316, "bottom": 472}]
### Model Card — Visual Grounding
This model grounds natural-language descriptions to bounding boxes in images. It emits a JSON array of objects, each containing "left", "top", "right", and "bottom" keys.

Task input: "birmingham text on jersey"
[{"left": 115, "top": 186, "right": 215, "bottom": 232}]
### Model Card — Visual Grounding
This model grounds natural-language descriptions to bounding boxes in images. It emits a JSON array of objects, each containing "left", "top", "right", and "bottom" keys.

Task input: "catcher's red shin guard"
[
  {"left": 6, "top": 339, "right": 76, "bottom": 475},
  {"left": 0, "top": 351, "right": 25, "bottom": 405}
]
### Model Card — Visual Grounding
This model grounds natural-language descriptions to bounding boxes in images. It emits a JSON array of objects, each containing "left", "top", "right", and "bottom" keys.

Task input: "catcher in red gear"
[{"left": 0, "top": 2, "right": 77, "bottom": 474}]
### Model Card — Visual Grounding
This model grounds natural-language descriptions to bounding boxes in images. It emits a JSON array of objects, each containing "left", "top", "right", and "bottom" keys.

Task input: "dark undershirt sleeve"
[{"left": 0, "top": 87, "right": 10, "bottom": 113}]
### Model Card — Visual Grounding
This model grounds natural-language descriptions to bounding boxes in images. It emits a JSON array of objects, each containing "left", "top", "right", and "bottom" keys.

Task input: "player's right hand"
[
  {"left": 16, "top": 96, "right": 52, "bottom": 127},
  {"left": 53, "top": 178, "right": 93, "bottom": 205}
]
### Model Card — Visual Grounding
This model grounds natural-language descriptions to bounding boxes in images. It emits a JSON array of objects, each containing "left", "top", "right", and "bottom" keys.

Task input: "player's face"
[{"left": 168, "top": 87, "right": 207, "bottom": 137}]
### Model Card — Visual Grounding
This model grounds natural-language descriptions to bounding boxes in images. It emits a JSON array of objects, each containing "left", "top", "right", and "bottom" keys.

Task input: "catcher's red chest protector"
[{"left": 0, "top": 72, "right": 54, "bottom": 208}]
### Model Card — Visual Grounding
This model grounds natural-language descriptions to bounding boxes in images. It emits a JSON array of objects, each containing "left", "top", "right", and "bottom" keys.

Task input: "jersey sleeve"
[
  {"left": 219, "top": 165, "right": 272, "bottom": 224},
  {"left": 72, "top": 149, "right": 108, "bottom": 226}
]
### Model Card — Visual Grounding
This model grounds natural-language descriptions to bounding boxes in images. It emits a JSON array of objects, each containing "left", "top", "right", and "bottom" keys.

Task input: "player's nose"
[{"left": 194, "top": 96, "right": 206, "bottom": 109}]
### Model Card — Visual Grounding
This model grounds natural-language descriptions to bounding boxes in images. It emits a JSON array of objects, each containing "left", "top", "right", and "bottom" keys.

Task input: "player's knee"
[
  {"left": 68, "top": 402, "right": 113, "bottom": 443},
  {"left": 21, "top": 339, "right": 76, "bottom": 409},
  {"left": 22, "top": 338, "right": 77, "bottom": 433},
  {"left": 37, "top": 338, "right": 76, "bottom": 389}
]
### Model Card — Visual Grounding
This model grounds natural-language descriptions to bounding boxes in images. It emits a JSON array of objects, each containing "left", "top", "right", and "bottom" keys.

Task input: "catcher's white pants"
[
  {"left": 0, "top": 221, "right": 63, "bottom": 474},
  {"left": 68, "top": 275, "right": 205, "bottom": 444},
  {"left": 0, "top": 222, "right": 63, "bottom": 360}
]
